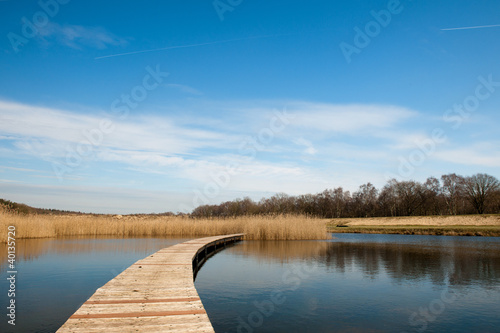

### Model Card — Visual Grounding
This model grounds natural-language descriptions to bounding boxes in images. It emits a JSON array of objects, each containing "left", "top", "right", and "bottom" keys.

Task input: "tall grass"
[{"left": 0, "top": 210, "right": 328, "bottom": 242}]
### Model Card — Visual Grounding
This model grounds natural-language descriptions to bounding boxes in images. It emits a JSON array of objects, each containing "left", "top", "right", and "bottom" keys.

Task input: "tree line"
[
  {"left": 0, "top": 198, "right": 82, "bottom": 215},
  {"left": 191, "top": 173, "right": 500, "bottom": 218}
]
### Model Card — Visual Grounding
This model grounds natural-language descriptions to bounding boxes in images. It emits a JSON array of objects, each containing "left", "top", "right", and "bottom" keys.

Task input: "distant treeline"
[
  {"left": 2, "top": 173, "right": 499, "bottom": 218},
  {"left": 0, "top": 199, "right": 177, "bottom": 217},
  {"left": 0, "top": 198, "right": 179, "bottom": 217},
  {"left": 191, "top": 173, "right": 500, "bottom": 218},
  {"left": 0, "top": 199, "right": 79, "bottom": 215}
]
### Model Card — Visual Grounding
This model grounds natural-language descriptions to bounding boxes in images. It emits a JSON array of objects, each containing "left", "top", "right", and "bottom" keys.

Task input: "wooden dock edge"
[
  {"left": 56, "top": 234, "right": 244, "bottom": 332},
  {"left": 192, "top": 234, "right": 244, "bottom": 280}
]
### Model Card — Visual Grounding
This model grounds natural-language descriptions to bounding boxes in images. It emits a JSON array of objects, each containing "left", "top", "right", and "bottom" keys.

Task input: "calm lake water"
[
  {"left": 1, "top": 234, "right": 499, "bottom": 333},
  {"left": 0, "top": 237, "right": 191, "bottom": 333},
  {"left": 195, "top": 234, "right": 500, "bottom": 333}
]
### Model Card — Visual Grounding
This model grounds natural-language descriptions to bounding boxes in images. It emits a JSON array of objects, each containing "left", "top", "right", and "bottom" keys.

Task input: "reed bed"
[{"left": 0, "top": 210, "right": 328, "bottom": 242}]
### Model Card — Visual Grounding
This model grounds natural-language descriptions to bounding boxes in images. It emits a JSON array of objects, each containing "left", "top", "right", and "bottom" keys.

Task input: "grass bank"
[
  {"left": 328, "top": 215, "right": 500, "bottom": 236},
  {"left": 0, "top": 210, "right": 328, "bottom": 242},
  {"left": 328, "top": 225, "right": 500, "bottom": 236}
]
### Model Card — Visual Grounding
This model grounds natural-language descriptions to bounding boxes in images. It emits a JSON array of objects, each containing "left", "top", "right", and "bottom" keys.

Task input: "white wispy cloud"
[
  {"left": 0, "top": 99, "right": 425, "bottom": 181},
  {"left": 38, "top": 22, "right": 128, "bottom": 49},
  {"left": 3, "top": 98, "right": 497, "bottom": 213},
  {"left": 435, "top": 144, "right": 500, "bottom": 167},
  {"left": 0, "top": 166, "right": 44, "bottom": 173},
  {"left": 384, "top": 132, "right": 441, "bottom": 150},
  {"left": 0, "top": 182, "right": 193, "bottom": 214},
  {"left": 286, "top": 102, "right": 417, "bottom": 134},
  {"left": 293, "top": 138, "right": 318, "bottom": 155},
  {"left": 1, "top": 100, "right": 417, "bottom": 162},
  {"left": 0, "top": 179, "right": 22, "bottom": 183},
  {"left": 166, "top": 84, "right": 203, "bottom": 96},
  {"left": 0, "top": 100, "right": 233, "bottom": 157}
]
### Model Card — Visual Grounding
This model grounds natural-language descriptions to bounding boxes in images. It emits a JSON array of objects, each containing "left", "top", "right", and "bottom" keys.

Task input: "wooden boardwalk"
[{"left": 57, "top": 234, "right": 244, "bottom": 333}]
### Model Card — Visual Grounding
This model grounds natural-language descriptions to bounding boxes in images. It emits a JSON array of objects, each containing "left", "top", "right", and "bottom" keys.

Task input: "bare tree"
[
  {"left": 353, "top": 183, "right": 378, "bottom": 217},
  {"left": 441, "top": 173, "right": 464, "bottom": 215},
  {"left": 296, "top": 194, "right": 316, "bottom": 216},
  {"left": 461, "top": 173, "right": 500, "bottom": 214},
  {"left": 385, "top": 180, "right": 424, "bottom": 216},
  {"left": 333, "top": 187, "right": 350, "bottom": 218},
  {"left": 378, "top": 179, "right": 399, "bottom": 216},
  {"left": 492, "top": 189, "right": 500, "bottom": 213},
  {"left": 422, "top": 177, "right": 441, "bottom": 215}
]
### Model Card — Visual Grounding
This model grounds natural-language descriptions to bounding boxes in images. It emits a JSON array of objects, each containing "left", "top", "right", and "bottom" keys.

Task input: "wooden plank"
[
  {"left": 85, "top": 297, "right": 201, "bottom": 304},
  {"left": 70, "top": 309, "right": 207, "bottom": 319},
  {"left": 60, "top": 316, "right": 215, "bottom": 333},
  {"left": 57, "top": 234, "right": 244, "bottom": 333}
]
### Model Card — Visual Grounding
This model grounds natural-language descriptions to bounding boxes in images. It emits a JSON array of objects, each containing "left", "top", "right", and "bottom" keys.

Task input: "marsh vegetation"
[{"left": 0, "top": 210, "right": 328, "bottom": 241}]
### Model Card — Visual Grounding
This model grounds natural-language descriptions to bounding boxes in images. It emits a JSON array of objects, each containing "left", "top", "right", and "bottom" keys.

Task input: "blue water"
[
  {"left": 195, "top": 234, "right": 500, "bottom": 333},
  {"left": 0, "top": 237, "right": 190, "bottom": 333},
  {"left": 1, "top": 234, "right": 499, "bottom": 333}
]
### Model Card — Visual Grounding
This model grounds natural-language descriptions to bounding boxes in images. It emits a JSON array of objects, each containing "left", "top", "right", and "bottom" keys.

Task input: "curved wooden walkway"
[{"left": 57, "top": 234, "right": 244, "bottom": 333}]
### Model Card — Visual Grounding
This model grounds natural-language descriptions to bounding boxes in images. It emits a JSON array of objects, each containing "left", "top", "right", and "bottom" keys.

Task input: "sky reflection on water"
[
  {"left": 0, "top": 237, "right": 190, "bottom": 333},
  {"left": 0, "top": 234, "right": 498, "bottom": 333},
  {"left": 195, "top": 234, "right": 500, "bottom": 333}
]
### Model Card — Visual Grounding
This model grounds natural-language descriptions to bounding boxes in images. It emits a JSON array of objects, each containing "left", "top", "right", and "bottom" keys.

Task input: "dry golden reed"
[{"left": 0, "top": 210, "right": 328, "bottom": 242}]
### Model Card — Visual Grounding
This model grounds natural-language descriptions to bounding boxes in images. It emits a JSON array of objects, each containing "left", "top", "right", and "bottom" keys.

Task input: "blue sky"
[{"left": 1, "top": 0, "right": 499, "bottom": 213}]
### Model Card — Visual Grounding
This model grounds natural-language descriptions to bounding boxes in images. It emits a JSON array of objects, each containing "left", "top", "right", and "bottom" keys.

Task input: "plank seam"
[
  {"left": 132, "top": 264, "right": 192, "bottom": 266},
  {"left": 85, "top": 297, "right": 201, "bottom": 304},
  {"left": 70, "top": 309, "right": 207, "bottom": 319}
]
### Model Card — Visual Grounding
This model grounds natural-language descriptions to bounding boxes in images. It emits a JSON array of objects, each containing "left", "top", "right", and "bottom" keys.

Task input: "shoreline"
[
  {"left": 328, "top": 225, "right": 500, "bottom": 237},
  {"left": 327, "top": 214, "right": 500, "bottom": 237}
]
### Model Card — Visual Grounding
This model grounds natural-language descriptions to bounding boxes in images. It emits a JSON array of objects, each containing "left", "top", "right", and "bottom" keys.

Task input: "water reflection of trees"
[
  {"left": 321, "top": 242, "right": 499, "bottom": 287},
  {"left": 229, "top": 240, "right": 331, "bottom": 264},
  {"left": 0, "top": 237, "right": 190, "bottom": 273},
  {"left": 5, "top": 238, "right": 499, "bottom": 288},
  {"left": 230, "top": 240, "right": 500, "bottom": 287}
]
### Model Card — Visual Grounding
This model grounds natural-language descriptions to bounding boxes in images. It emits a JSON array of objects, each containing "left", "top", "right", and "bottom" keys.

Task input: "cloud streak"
[
  {"left": 94, "top": 33, "right": 293, "bottom": 60},
  {"left": 441, "top": 24, "right": 500, "bottom": 31}
]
